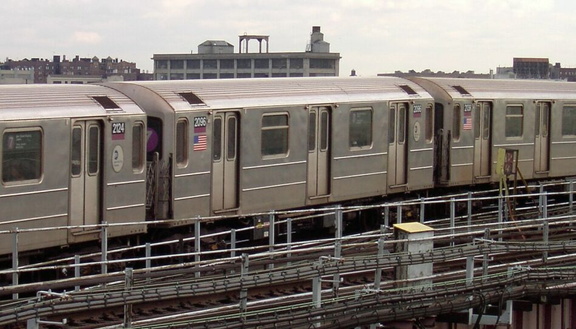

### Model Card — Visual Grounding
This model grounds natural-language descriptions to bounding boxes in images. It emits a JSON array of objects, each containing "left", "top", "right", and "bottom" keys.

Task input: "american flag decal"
[
  {"left": 193, "top": 135, "right": 207, "bottom": 151},
  {"left": 463, "top": 117, "right": 472, "bottom": 130}
]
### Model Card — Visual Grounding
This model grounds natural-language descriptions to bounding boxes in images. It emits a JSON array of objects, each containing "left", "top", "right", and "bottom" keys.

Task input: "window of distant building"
[
  {"left": 220, "top": 59, "right": 234, "bottom": 69},
  {"left": 156, "top": 60, "right": 168, "bottom": 70},
  {"left": 310, "top": 59, "right": 335, "bottom": 69},
  {"left": 203, "top": 60, "right": 217, "bottom": 70},
  {"left": 272, "top": 59, "right": 287, "bottom": 69},
  {"left": 186, "top": 60, "right": 200, "bottom": 69},
  {"left": 290, "top": 58, "right": 303, "bottom": 69},
  {"left": 237, "top": 59, "right": 251, "bottom": 69},
  {"left": 171, "top": 60, "right": 184, "bottom": 69},
  {"left": 255, "top": 59, "right": 269, "bottom": 69}
]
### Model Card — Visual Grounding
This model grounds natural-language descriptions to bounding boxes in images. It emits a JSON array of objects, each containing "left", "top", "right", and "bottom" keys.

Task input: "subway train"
[{"left": 1, "top": 76, "right": 576, "bottom": 258}]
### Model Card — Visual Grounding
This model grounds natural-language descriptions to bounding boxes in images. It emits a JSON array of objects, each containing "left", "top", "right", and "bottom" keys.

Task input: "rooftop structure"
[{"left": 152, "top": 26, "right": 340, "bottom": 80}]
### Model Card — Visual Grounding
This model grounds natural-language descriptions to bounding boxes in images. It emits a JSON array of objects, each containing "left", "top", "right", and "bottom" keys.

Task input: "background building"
[
  {"left": 1, "top": 55, "right": 149, "bottom": 83},
  {"left": 513, "top": 57, "right": 550, "bottom": 79},
  {"left": 153, "top": 26, "right": 340, "bottom": 80}
]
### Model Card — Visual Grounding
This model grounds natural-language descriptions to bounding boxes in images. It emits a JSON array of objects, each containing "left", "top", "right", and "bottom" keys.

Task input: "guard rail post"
[
  {"left": 12, "top": 227, "right": 18, "bottom": 300},
  {"left": 101, "top": 222, "right": 108, "bottom": 276},
  {"left": 268, "top": 211, "right": 275, "bottom": 270},
  {"left": 239, "top": 253, "right": 249, "bottom": 313}
]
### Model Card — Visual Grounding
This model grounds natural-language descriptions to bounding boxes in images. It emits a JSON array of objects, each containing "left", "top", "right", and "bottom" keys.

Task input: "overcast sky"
[{"left": 2, "top": 0, "right": 575, "bottom": 76}]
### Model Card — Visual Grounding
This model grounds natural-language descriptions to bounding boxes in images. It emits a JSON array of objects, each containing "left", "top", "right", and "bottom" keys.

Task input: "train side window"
[
  {"left": 213, "top": 117, "right": 222, "bottom": 161},
  {"left": 505, "top": 105, "right": 523, "bottom": 137},
  {"left": 227, "top": 116, "right": 237, "bottom": 160},
  {"left": 349, "top": 108, "right": 372, "bottom": 149},
  {"left": 562, "top": 105, "right": 576, "bottom": 136},
  {"left": 176, "top": 119, "right": 188, "bottom": 167},
  {"left": 425, "top": 104, "right": 433, "bottom": 142},
  {"left": 71, "top": 127, "right": 82, "bottom": 176},
  {"left": 132, "top": 122, "right": 144, "bottom": 171},
  {"left": 2, "top": 129, "right": 42, "bottom": 184},
  {"left": 452, "top": 104, "right": 461, "bottom": 141},
  {"left": 308, "top": 112, "right": 316, "bottom": 152},
  {"left": 261, "top": 114, "right": 289, "bottom": 157},
  {"left": 88, "top": 126, "right": 100, "bottom": 175}
]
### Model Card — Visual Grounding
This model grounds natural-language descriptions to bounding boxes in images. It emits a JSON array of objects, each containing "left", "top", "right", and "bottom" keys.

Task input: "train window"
[
  {"left": 320, "top": 111, "right": 329, "bottom": 151},
  {"left": 176, "top": 119, "right": 188, "bottom": 167},
  {"left": 132, "top": 122, "right": 144, "bottom": 171},
  {"left": 349, "top": 109, "right": 372, "bottom": 149},
  {"left": 88, "top": 126, "right": 100, "bottom": 175},
  {"left": 261, "top": 114, "right": 289, "bottom": 157},
  {"left": 71, "top": 127, "right": 82, "bottom": 176},
  {"left": 425, "top": 104, "right": 433, "bottom": 142},
  {"left": 227, "top": 117, "right": 237, "bottom": 160},
  {"left": 562, "top": 105, "right": 576, "bottom": 136},
  {"left": 308, "top": 112, "right": 316, "bottom": 152},
  {"left": 213, "top": 117, "right": 222, "bottom": 161},
  {"left": 389, "top": 110, "right": 396, "bottom": 143},
  {"left": 398, "top": 107, "right": 406, "bottom": 143},
  {"left": 505, "top": 105, "right": 523, "bottom": 137},
  {"left": 452, "top": 104, "right": 461, "bottom": 141},
  {"left": 474, "top": 104, "right": 481, "bottom": 139},
  {"left": 2, "top": 130, "right": 42, "bottom": 183}
]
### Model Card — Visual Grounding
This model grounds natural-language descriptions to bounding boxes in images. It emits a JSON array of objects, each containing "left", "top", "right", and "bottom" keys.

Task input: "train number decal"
[
  {"left": 112, "top": 122, "right": 126, "bottom": 140},
  {"left": 194, "top": 116, "right": 207, "bottom": 134}
]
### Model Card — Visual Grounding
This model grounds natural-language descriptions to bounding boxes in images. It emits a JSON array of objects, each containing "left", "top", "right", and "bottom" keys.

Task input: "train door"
[
  {"left": 307, "top": 106, "right": 331, "bottom": 198},
  {"left": 70, "top": 120, "right": 102, "bottom": 230},
  {"left": 534, "top": 102, "right": 551, "bottom": 173},
  {"left": 388, "top": 103, "right": 408, "bottom": 186},
  {"left": 212, "top": 112, "right": 239, "bottom": 211},
  {"left": 473, "top": 102, "right": 492, "bottom": 178}
]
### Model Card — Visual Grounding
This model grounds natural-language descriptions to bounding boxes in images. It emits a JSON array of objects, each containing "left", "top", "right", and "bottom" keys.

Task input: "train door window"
[
  {"left": 320, "top": 111, "right": 329, "bottom": 151},
  {"left": 132, "top": 122, "right": 144, "bottom": 171},
  {"left": 2, "top": 129, "right": 42, "bottom": 183},
  {"left": 147, "top": 117, "right": 163, "bottom": 161},
  {"left": 474, "top": 104, "right": 481, "bottom": 139},
  {"left": 88, "top": 126, "right": 100, "bottom": 175},
  {"left": 425, "top": 104, "right": 433, "bottom": 142},
  {"left": 308, "top": 112, "right": 316, "bottom": 151},
  {"left": 482, "top": 106, "right": 491, "bottom": 140},
  {"left": 398, "top": 107, "right": 406, "bottom": 143},
  {"left": 562, "top": 105, "right": 576, "bottom": 136},
  {"left": 176, "top": 119, "right": 188, "bottom": 167},
  {"left": 213, "top": 117, "right": 222, "bottom": 161},
  {"left": 227, "top": 116, "right": 237, "bottom": 160},
  {"left": 389, "top": 109, "right": 396, "bottom": 143},
  {"left": 71, "top": 127, "right": 82, "bottom": 176},
  {"left": 453, "top": 104, "right": 461, "bottom": 141},
  {"left": 505, "top": 105, "right": 523, "bottom": 137},
  {"left": 261, "top": 114, "right": 289, "bottom": 157},
  {"left": 349, "top": 108, "right": 373, "bottom": 149}
]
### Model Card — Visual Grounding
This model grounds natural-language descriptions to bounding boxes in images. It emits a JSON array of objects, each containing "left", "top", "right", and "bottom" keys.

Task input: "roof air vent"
[
  {"left": 92, "top": 96, "right": 120, "bottom": 109},
  {"left": 179, "top": 92, "right": 204, "bottom": 105},
  {"left": 452, "top": 85, "right": 471, "bottom": 96},
  {"left": 399, "top": 85, "right": 418, "bottom": 95}
]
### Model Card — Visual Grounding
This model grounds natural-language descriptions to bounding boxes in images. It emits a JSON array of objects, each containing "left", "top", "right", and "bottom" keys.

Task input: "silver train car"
[
  {"left": 0, "top": 84, "right": 147, "bottom": 256},
  {"left": 3, "top": 76, "right": 576, "bottom": 258},
  {"left": 412, "top": 77, "right": 576, "bottom": 186},
  {"left": 109, "top": 77, "right": 436, "bottom": 224}
]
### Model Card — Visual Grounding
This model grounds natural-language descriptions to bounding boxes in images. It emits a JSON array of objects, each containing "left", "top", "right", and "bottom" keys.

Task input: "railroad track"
[{"left": 4, "top": 190, "right": 576, "bottom": 328}]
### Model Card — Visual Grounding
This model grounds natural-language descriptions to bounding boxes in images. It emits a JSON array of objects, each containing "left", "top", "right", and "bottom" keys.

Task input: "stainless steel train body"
[
  {"left": 0, "top": 84, "right": 147, "bottom": 255},
  {"left": 412, "top": 77, "right": 576, "bottom": 186},
  {"left": 5, "top": 76, "right": 576, "bottom": 258},
  {"left": 108, "top": 77, "right": 436, "bottom": 223}
]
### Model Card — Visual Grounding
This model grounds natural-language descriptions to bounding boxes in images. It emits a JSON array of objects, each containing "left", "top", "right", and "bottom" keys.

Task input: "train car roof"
[
  {"left": 410, "top": 77, "right": 576, "bottom": 101},
  {"left": 107, "top": 77, "right": 433, "bottom": 113},
  {"left": 0, "top": 84, "right": 144, "bottom": 121}
]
